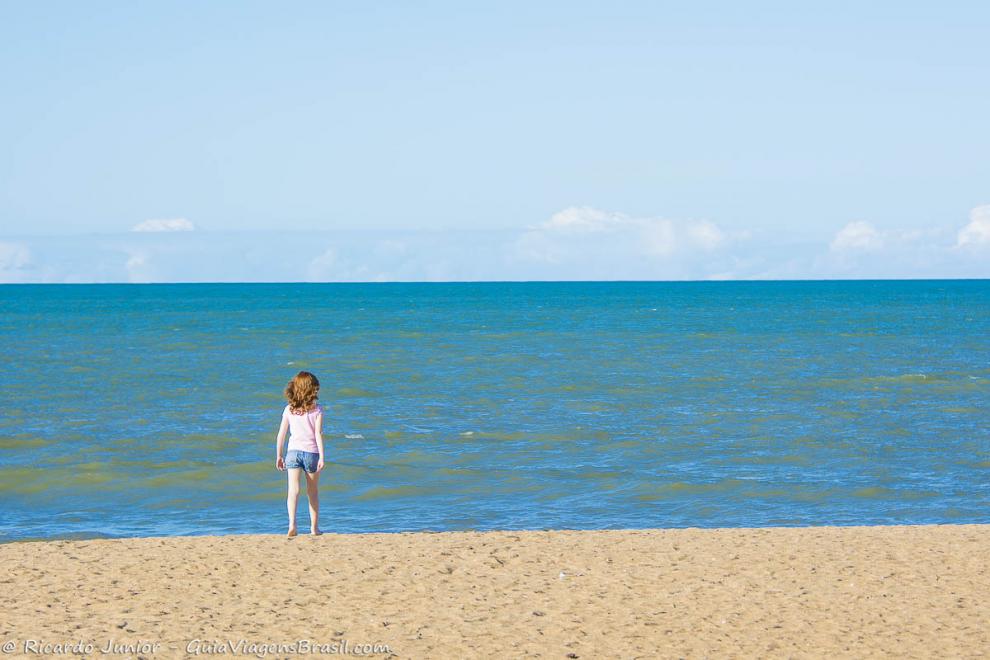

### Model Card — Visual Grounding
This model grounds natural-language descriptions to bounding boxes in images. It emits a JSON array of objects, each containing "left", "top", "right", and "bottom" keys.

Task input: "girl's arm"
[
  {"left": 274, "top": 410, "right": 289, "bottom": 470},
  {"left": 315, "top": 407, "right": 325, "bottom": 472}
]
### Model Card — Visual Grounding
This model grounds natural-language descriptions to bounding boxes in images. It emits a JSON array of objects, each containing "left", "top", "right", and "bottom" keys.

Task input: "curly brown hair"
[{"left": 284, "top": 371, "right": 320, "bottom": 414}]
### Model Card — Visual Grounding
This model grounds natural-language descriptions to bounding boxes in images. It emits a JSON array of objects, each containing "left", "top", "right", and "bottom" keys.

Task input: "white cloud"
[
  {"left": 515, "top": 206, "right": 733, "bottom": 269},
  {"left": 307, "top": 247, "right": 339, "bottom": 281},
  {"left": 639, "top": 219, "right": 678, "bottom": 256},
  {"left": 830, "top": 221, "right": 884, "bottom": 251},
  {"left": 3, "top": 208, "right": 990, "bottom": 282},
  {"left": 0, "top": 241, "right": 31, "bottom": 270},
  {"left": 541, "top": 206, "right": 625, "bottom": 233},
  {"left": 131, "top": 218, "right": 195, "bottom": 232},
  {"left": 956, "top": 204, "right": 990, "bottom": 248},
  {"left": 0, "top": 241, "right": 33, "bottom": 283},
  {"left": 686, "top": 220, "right": 727, "bottom": 250},
  {"left": 373, "top": 239, "right": 408, "bottom": 259},
  {"left": 124, "top": 249, "right": 153, "bottom": 283}
]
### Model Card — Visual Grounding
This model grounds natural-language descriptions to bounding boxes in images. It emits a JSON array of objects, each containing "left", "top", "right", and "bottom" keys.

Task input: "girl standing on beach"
[{"left": 275, "top": 371, "right": 325, "bottom": 537}]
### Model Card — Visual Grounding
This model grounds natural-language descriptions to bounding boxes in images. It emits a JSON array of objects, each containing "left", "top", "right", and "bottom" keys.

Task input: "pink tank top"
[{"left": 283, "top": 403, "right": 322, "bottom": 453}]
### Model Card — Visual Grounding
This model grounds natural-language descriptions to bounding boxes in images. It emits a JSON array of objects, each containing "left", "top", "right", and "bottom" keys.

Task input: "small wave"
[
  {"left": 345, "top": 433, "right": 364, "bottom": 439},
  {"left": 51, "top": 530, "right": 120, "bottom": 541},
  {"left": 866, "top": 373, "right": 948, "bottom": 384},
  {"left": 632, "top": 478, "right": 749, "bottom": 501},
  {"left": 852, "top": 486, "right": 939, "bottom": 500},
  {"left": 381, "top": 450, "right": 441, "bottom": 467},
  {"left": 336, "top": 387, "right": 382, "bottom": 398},
  {"left": 354, "top": 485, "right": 435, "bottom": 501},
  {"left": 470, "top": 431, "right": 527, "bottom": 442},
  {"left": 0, "top": 436, "right": 48, "bottom": 450},
  {"left": 142, "top": 468, "right": 213, "bottom": 489},
  {"left": 438, "top": 467, "right": 478, "bottom": 476}
]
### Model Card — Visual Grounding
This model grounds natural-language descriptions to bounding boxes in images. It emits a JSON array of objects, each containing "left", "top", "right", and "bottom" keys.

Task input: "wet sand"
[{"left": 1, "top": 524, "right": 987, "bottom": 658}]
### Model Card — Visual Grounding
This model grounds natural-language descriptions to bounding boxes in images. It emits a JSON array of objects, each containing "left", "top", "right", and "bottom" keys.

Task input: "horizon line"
[{"left": 2, "top": 277, "right": 989, "bottom": 286}]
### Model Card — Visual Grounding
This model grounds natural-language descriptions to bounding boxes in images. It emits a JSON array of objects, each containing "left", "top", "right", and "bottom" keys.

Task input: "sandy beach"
[{"left": 1, "top": 524, "right": 987, "bottom": 658}]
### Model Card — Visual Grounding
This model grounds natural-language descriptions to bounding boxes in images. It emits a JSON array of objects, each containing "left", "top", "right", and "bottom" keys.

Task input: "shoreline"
[
  {"left": 4, "top": 519, "right": 983, "bottom": 544},
  {"left": 3, "top": 524, "right": 987, "bottom": 657}
]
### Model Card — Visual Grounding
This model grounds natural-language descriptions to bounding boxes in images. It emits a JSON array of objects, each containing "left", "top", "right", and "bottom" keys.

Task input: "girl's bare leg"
[
  {"left": 305, "top": 471, "right": 321, "bottom": 535},
  {"left": 286, "top": 468, "right": 301, "bottom": 537}
]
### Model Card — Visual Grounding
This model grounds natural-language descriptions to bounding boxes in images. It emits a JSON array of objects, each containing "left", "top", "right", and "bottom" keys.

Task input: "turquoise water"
[{"left": 0, "top": 281, "right": 988, "bottom": 542}]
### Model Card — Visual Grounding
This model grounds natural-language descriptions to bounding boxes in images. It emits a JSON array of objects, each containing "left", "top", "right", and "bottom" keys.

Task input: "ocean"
[{"left": 0, "top": 281, "right": 987, "bottom": 542}]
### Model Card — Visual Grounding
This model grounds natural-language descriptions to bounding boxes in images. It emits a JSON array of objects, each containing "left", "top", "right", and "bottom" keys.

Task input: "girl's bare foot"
[
  {"left": 287, "top": 527, "right": 298, "bottom": 538},
  {"left": 311, "top": 528, "right": 322, "bottom": 536}
]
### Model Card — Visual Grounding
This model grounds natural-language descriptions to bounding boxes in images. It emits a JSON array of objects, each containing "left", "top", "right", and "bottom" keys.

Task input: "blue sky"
[{"left": 1, "top": 1, "right": 988, "bottom": 281}]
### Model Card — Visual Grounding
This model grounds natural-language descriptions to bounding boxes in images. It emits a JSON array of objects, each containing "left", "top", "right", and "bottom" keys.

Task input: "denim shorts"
[{"left": 285, "top": 449, "right": 320, "bottom": 473}]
